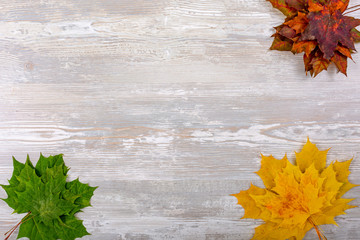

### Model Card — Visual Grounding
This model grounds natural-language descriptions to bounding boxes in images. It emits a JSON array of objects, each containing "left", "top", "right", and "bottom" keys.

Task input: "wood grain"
[{"left": 0, "top": 1, "right": 360, "bottom": 239}]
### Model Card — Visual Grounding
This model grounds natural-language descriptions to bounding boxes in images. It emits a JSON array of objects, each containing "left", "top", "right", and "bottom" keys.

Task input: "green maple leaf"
[{"left": 1, "top": 154, "right": 97, "bottom": 240}]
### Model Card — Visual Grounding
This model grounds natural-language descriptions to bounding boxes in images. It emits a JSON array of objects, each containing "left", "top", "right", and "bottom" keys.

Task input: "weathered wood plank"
[{"left": 0, "top": 0, "right": 360, "bottom": 239}]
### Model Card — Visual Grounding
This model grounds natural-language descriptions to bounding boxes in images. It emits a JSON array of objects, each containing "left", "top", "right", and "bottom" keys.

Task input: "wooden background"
[{"left": 1, "top": 0, "right": 360, "bottom": 239}]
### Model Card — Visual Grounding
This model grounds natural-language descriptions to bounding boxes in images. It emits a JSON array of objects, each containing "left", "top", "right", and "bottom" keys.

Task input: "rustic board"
[{"left": 1, "top": 0, "right": 360, "bottom": 239}]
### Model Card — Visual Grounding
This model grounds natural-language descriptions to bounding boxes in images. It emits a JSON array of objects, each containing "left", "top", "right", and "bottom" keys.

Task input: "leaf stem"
[
  {"left": 346, "top": 4, "right": 360, "bottom": 11},
  {"left": 308, "top": 217, "right": 327, "bottom": 240},
  {"left": 4, "top": 212, "right": 31, "bottom": 235},
  {"left": 4, "top": 211, "right": 32, "bottom": 240},
  {"left": 344, "top": 7, "right": 360, "bottom": 15}
]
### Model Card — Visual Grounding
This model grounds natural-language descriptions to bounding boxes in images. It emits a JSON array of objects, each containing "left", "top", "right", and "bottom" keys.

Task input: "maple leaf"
[
  {"left": 284, "top": 12, "right": 309, "bottom": 34},
  {"left": 270, "top": 34, "right": 294, "bottom": 51},
  {"left": 299, "top": 5, "right": 360, "bottom": 59},
  {"left": 286, "top": 0, "right": 306, "bottom": 10},
  {"left": 232, "top": 139, "right": 358, "bottom": 240},
  {"left": 331, "top": 51, "right": 348, "bottom": 74},
  {"left": 351, "top": 28, "right": 360, "bottom": 42},
  {"left": 291, "top": 40, "right": 317, "bottom": 55},
  {"left": 1, "top": 154, "right": 97, "bottom": 240},
  {"left": 267, "top": 0, "right": 298, "bottom": 17},
  {"left": 267, "top": 0, "right": 360, "bottom": 77}
]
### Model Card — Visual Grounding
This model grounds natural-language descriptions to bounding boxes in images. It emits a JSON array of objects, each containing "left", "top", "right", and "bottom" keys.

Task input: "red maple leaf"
[
  {"left": 267, "top": 0, "right": 360, "bottom": 77},
  {"left": 300, "top": 4, "right": 360, "bottom": 59}
]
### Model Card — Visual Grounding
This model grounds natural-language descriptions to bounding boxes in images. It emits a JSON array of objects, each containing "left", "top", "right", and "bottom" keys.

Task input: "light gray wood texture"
[{"left": 1, "top": 0, "right": 360, "bottom": 239}]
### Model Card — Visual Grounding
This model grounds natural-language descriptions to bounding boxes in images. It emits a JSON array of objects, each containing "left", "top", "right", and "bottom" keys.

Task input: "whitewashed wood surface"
[{"left": 1, "top": 1, "right": 360, "bottom": 239}]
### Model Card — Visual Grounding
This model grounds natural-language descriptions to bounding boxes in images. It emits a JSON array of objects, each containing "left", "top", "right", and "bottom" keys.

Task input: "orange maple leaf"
[{"left": 232, "top": 139, "right": 358, "bottom": 240}]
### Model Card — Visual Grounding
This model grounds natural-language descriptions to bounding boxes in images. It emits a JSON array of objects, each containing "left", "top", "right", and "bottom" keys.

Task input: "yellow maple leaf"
[{"left": 232, "top": 139, "right": 358, "bottom": 240}]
